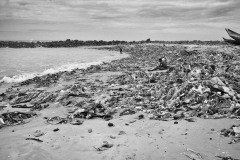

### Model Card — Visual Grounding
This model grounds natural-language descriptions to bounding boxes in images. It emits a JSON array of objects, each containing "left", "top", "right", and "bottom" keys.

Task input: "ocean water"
[{"left": 0, "top": 47, "right": 128, "bottom": 83}]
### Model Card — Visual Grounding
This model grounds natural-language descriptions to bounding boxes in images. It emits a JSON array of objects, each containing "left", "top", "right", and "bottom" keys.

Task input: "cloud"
[{"left": 0, "top": 0, "right": 240, "bottom": 40}]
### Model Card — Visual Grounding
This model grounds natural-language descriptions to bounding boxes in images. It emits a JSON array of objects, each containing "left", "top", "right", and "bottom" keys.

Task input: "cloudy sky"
[{"left": 0, "top": 0, "right": 240, "bottom": 41}]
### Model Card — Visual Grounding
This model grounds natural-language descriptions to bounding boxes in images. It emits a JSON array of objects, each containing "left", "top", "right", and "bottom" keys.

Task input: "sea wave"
[{"left": 0, "top": 61, "right": 103, "bottom": 83}]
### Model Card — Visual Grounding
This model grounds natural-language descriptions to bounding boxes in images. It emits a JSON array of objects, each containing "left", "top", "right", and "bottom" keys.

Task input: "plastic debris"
[
  {"left": 94, "top": 141, "right": 113, "bottom": 151},
  {"left": 216, "top": 155, "right": 240, "bottom": 160},
  {"left": 108, "top": 122, "right": 114, "bottom": 127},
  {"left": 220, "top": 124, "right": 240, "bottom": 144},
  {"left": 71, "top": 103, "right": 113, "bottom": 120},
  {"left": 25, "top": 138, "right": 43, "bottom": 142},
  {"left": 233, "top": 127, "right": 240, "bottom": 134},
  {"left": 118, "top": 131, "right": 126, "bottom": 135},
  {"left": 110, "top": 135, "right": 116, "bottom": 139},
  {"left": 53, "top": 128, "right": 59, "bottom": 132},
  {"left": 88, "top": 128, "right": 92, "bottom": 133},
  {"left": 0, "top": 111, "right": 37, "bottom": 126},
  {"left": 70, "top": 119, "right": 84, "bottom": 125},
  {"left": 138, "top": 114, "right": 144, "bottom": 120},
  {"left": 119, "top": 109, "right": 136, "bottom": 116},
  {"left": 1, "top": 45, "right": 240, "bottom": 131},
  {"left": 46, "top": 116, "right": 68, "bottom": 125},
  {"left": 184, "top": 148, "right": 204, "bottom": 160},
  {"left": 0, "top": 118, "right": 5, "bottom": 125},
  {"left": 33, "top": 130, "right": 45, "bottom": 137},
  {"left": 12, "top": 104, "right": 32, "bottom": 108}
]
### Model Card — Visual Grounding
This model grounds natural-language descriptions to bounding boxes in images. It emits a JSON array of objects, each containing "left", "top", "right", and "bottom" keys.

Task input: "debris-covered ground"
[{"left": 0, "top": 43, "right": 240, "bottom": 160}]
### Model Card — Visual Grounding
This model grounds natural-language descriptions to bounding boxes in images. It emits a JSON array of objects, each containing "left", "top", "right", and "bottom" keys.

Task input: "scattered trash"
[
  {"left": 184, "top": 148, "right": 204, "bottom": 160},
  {"left": 0, "top": 111, "right": 37, "bottom": 126},
  {"left": 185, "top": 117, "right": 196, "bottom": 122},
  {"left": 233, "top": 127, "right": 240, "bottom": 134},
  {"left": 0, "top": 105, "right": 7, "bottom": 111},
  {"left": 216, "top": 155, "right": 240, "bottom": 160},
  {"left": 0, "top": 118, "right": 5, "bottom": 125},
  {"left": 119, "top": 109, "right": 136, "bottom": 116},
  {"left": 33, "top": 130, "right": 45, "bottom": 137},
  {"left": 110, "top": 135, "right": 116, "bottom": 139},
  {"left": 25, "top": 138, "right": 43, "bottom": 142},
  {"left": 88, "top": 128, "right": 92, "bottom": 133},
  {"left": 53, "top": 128, "right": 59, "bottom": 132},
  {"left": 108, "top": 122, "right": 114, "bottom": 127},
  {"left": 1, "top": 41, "right": 240, "bottom": 159},
  {"left": 71, "top": 103, "right": 113, "bottom": 120},
  {"left": 1, "top": 44, "right": 240, "bottom": 131},
  {"left": 138, "top": 114, "right": 144, "bottom": 120},
  {"left": 220, "top": 124, "right": 240, "bottom": 144},
  {"left": 70, "top": 119, "right": 84, "bottom": 125},
  {"left": 118, "top": 131, "right": 126, "bottom": 135},
  {"left": 94, "top": 141, "right": 113, "bottom": 151},
  {"left": 46, "top": 116, "right": 68, "bottom": 125},
  {"left": 158, "top": 129, "right": 165, "bottom": 134},
  {"left": 229, "top": 138, "right": 240, "bottom": 144},
  {"left": 129, "top": 120, "right": 136, "bottom": 124},
  {"left": 12, "top": 104, "right": 32, "bottom": 108},
  {"left": 30, "top": 104, "right": 49, "bottom": 111}
]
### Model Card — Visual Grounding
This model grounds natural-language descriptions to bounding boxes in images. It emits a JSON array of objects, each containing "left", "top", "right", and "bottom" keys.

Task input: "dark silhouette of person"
[{"left": 120, "top": 48, "right": 123, "bottom": 54}]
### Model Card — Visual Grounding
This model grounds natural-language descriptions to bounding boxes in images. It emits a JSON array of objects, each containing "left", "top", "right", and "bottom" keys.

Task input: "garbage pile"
[
  {"left": 4, "top": 88, "right": 57, "bottom": 106},
  {"left": 69, "top": 102, "right": 113, "bottom": 120},
  {"left": 0, "top": 111, "right": 37, "bottom": 127},
  {"left": 44, "top": 102, "right": 113, "bottom": 125},
  {"left": 220, "top": 124, "right": 240, "bottom": 144},
  {"left": 56, "top": 44, "right": 240, "bottom": 121},
  {"left": 1, "top": 44, "right": 240, "bottom": 129},
  {"left": 20, "top": 73, "right": 60, "bottom": 87},
  {"left": 103, "top": 44, "right": 240, "bottom": 121}
]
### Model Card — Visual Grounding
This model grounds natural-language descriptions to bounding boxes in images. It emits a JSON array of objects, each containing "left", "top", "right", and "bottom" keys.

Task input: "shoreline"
[
  {"left": 0, "top": 46, "right": 129, "bottom": 84},
  {"left": 0, "top": 44, "right": 240, "bottom": 160}
]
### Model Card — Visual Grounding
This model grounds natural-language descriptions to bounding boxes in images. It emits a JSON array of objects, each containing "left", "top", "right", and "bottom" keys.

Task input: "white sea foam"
[
  {"left": 0, "top": 47, "right": 129, "bottom": 84},
  {"left": 0, "top": 61, "right": 103, "bottom": 83}
]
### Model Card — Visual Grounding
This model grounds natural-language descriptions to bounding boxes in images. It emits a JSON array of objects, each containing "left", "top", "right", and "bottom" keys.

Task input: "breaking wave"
[{"left": 0, "top": 61, "right": 103, "bottom": 83}]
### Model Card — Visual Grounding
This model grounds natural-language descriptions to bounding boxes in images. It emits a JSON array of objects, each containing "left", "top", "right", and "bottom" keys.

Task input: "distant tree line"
[{"left": 0, "top": 39, "right": 226, "bottom": 48}]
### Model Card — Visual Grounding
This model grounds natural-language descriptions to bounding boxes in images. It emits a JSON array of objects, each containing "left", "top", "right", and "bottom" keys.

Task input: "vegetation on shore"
[{"left": 0, "top": 39, "right": 225, "bottom": 48}]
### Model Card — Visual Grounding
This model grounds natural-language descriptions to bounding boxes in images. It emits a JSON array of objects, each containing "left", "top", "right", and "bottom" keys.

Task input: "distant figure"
[
  {"left": 183, "top": 63, "right": 191, "bottom": 79},
  {"left": 120, "top": 48, "right": 123, "bottom": 54},
  {"left": 148, "top": 57, "right": 168, "bottom": 71}
]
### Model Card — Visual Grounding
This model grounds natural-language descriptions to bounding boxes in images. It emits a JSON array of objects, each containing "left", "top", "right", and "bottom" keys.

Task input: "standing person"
[
  {"left": 182, "top": 62, "right": 191, "bottom": 80},
  {"left": 120, "top": 47, "right": 123, "bottom": 54}
]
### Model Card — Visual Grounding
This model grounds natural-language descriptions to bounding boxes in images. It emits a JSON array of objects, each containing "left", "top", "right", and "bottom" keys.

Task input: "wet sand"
[{"left": 0, "top": 44, "right": 240, "bottom": 160}]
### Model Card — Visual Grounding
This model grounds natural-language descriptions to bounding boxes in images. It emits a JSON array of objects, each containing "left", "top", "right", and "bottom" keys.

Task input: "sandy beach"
[{"left": 0, "top": 44, "right": 240, "bottom": 160}]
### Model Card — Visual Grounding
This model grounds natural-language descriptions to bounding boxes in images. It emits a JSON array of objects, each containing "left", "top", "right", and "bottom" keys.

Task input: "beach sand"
[{"left": 0, "top": 44, "right": 240, "bottom": 160}]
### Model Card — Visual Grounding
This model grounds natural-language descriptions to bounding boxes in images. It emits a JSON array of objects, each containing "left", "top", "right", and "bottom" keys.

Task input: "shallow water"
[{"left": 0, "top": 47, "right": 128, "bottom": 83}]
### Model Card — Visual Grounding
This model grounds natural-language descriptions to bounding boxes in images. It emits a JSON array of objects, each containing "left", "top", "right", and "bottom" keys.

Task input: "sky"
[{"left": 0, "top": 0, "right": 240, "bottom": 41}]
